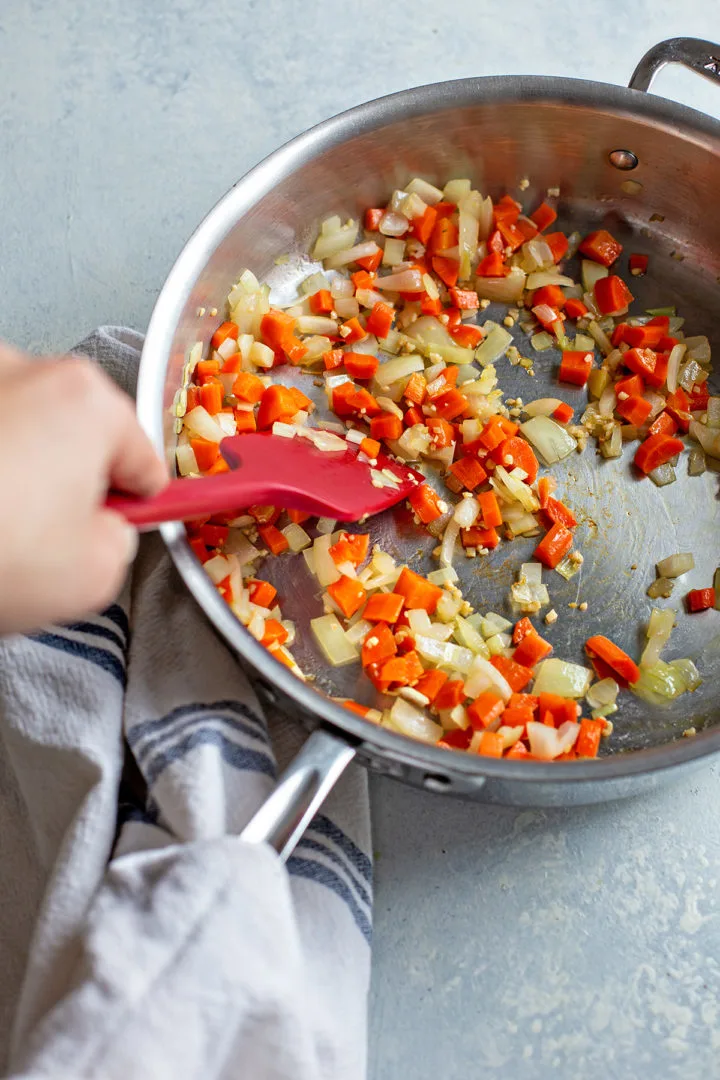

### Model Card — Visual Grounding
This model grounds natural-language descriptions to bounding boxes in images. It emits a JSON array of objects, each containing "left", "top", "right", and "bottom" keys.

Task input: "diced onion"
[
  {"left": 453, "top": 496, "right": 480, "bottom": 528},
  {"left": 526, "top": 271, "right": 575, "bottom": 290},
  {"left": 389, "top": 697, "right": 443, "bottom": 742},
  {"left": 586, "top": 678, "right": 619, "bottom": 710},
  {"left": 376, "top": 268, "right": 423, "bottom": 292},
  {"left": 311, "top": 614, "right": 358, "bottom": 666},
  {"left": 531, "top": 332, "right": 554, "bottom": 352},
  {"left": 690, "top": 419, "right": 720, "bottom": 459},
  {"left": 405, "top": 177, "right": 444, "bottom": 205},
  {"left": 439, "top": 519, "right": 460, "bottom": 567},
  {"left": 474, "top": 324, "right": 513, "bottom": 366},
  {"left": 184, "top": 406, "right": 225, "bottom": 443},
  {"left": 414, "top": 635, "right": 474, "bottom": 673},
  {"left": 656, "top": 553, "right": 694, "bottom": 578},
  {"left": 464, "top": 654, "right": 512, "bottom": 701},
  {"left": 475, "top": 267, "right": 527, "bottom": 304},
  {"left": 666, "top": 343, "right": 686, "bottom": 393},
  {"left": 325, "top": 242, "right": 381, "bottom": 271},
  {"left": 282, "top": 523, "right": 312, "bottom": 552},
  {"left": 176, "top": 443, "right": 199, "bottom": 477},
  {"left": 532, "top": 659, "right": 592, "bottom": 698},
  {"left": 519, "top": 416, "right": 577, "bottom": 465},
  {"left": 581, "top": 260, "right": 609, "bottom": 292},
  {"left": 312, "top": 218, "right": 359, "bottom": 260},
  {"left": 379, "top": 210, "right": 409, "bottom": 237}
]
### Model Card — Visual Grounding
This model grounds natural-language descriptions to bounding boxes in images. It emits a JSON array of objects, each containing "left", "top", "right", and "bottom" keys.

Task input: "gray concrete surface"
[{"left": 2, "top": 1, "right": 720, "bottom": 1076}]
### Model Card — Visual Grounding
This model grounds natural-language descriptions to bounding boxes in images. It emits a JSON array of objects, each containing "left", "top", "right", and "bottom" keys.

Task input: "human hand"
[{"left": 0, "top": 342, "right": 167, "bottom": 633}]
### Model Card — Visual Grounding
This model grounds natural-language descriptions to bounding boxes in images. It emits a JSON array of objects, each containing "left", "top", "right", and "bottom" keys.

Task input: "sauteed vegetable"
[{"left": 174, "top": 176, "right": 713, "bottom": 760}]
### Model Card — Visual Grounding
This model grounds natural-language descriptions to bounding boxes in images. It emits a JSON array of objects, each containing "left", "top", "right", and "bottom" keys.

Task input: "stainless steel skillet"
[{"left": 137, "top": 38, "right": 720, "bottom": 858}]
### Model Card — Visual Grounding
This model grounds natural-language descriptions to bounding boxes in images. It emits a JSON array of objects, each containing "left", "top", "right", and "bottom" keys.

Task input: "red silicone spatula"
[{"left": 106, "top": 432, "right": 425, "bottom": 529}]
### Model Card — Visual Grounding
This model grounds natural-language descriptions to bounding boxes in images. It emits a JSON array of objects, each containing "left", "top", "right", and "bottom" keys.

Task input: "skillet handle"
[
  {"left": 629, "top": 37, "right": 720, "bottom": 93},
  {"left": 240, "top": 727, "right": 356, "bottom": 861}
]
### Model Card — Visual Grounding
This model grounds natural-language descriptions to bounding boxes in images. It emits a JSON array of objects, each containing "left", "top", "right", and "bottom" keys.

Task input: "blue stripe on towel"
[
  {"left": 102, "top": 603, "right": 130, "bottom": 643},
  {"left": 308, "top": 815, "right": 373, "bottom": 885},
  {"left": 294, "top": 836, "right": 372, "bottom": 910},
  {"left": 144, "top": 726, "right": 276, "bottom": 786},
  {"left": 128, "top": 700, "right": 266, "bottom": 750},
  {"left": 287, "top": 855, "right": 372, "bottom": 943},
  {"left": 63, "top": 620, "right": 127, "bottom": 654},
  {"left": 134, "top": 710, "right": 271, "bottom": 775},
  {"left": 30, "top": 631, "right": 126, "bottom": 687}
]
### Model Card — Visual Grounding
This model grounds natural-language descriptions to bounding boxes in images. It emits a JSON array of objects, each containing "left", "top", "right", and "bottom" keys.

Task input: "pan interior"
[{"left": 160, "top": 94, "right": 720, "bottom": 756}]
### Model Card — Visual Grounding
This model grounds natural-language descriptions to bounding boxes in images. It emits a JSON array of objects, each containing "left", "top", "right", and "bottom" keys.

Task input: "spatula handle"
[{"left": 105, "top": 476, "right": 246, "bottom": 528}]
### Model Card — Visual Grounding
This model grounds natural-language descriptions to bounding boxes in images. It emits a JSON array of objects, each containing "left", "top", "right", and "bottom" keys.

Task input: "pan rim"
[{"left": 139, "top": 71, "right": 720, "bottom": 785}]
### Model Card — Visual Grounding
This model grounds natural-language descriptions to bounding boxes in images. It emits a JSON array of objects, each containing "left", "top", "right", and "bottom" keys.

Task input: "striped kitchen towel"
[{"left": 0, "top": 327, "right": 372, "bottom": 1080}]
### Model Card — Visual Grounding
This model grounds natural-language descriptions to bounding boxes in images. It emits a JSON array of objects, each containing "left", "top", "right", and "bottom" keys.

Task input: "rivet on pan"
[
  {"left": 423, "top": 772, "right": 451, "bottom": 792},
  {"left": 609, "top": 149, "right": 639, "bottom": 170}
]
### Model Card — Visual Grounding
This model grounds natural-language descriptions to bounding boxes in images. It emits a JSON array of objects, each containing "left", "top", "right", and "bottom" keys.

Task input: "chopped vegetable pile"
[{"left": 175, "top": 174, "right": 715, "bottom": 762}]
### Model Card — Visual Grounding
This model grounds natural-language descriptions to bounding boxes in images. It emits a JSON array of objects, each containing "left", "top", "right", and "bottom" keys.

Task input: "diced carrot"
[
  {"left": 328, "top": 532, "right": 370, "bottom": 567},
  {"left": 211, "top": 321, "right": 239, "bottom": 349},
  {"left": 196, "top": 359, "right": 221, "bottom": 383},
  {"left": 491, "top": 436, "right": 539, "bottom": 483},
  {"left": 344, "top": 352, "right": 379, "bottom": 380},
  {"left": 477, "top": 252, "right": 510, "bottom": 277},
  {"left": 532, "top": 284, "right": 566, "bottom": 310},
  {"left": 431, "top": 255, "right": 460, "bottom": 287},
  {"left": 351, "top": 269, "right": 376, "bottom": 292},
  {"left": 476, "top": 731, "right": 504, "bottom": 757},
  {"left": 512, "top": 618, "right": 535, "bottom": 645},
  {"left": 497, "top": 219, "right": 525, "bottom": 251},
  {"left": 206, "top": 456, "right": 230, "bottom": 475},
  {"left": 260, "top": 309, "right": 307, "bottom": 364},
  {"left": 688, "top": 383, "right": 710, "bottom": 411},
  {"left": 578, "top": 229, "right": 622, "bottom": 266},
  {"left": 552, "top": 402, "right": 574, "bottom": 424},
  {"left": 501, "top": 706, "right": 535, "bottom": 728},
  {"left": 257, "top": 523, "right": 289, "bottom": 556},
  {"left": 288, "top": 386, "right": 312, "bottom": 412},
  {"left": 428, "top": 216, "right": 459, "bottom": 255},
  {"left": 327, "top": 575, "right": 368, "bottom": 618},
  {"left": 189, "top": 437, "right": 220, "bottom": 472},
  {"left": 402, "top": 371, "right": 426, "bottom": 406},
  {"left": 373, "top": 656, "right": 410, "bottom": 689},
  {"left": 404, "top": 406, "right": 423, "bottom": 427},
  {"left": 533, "top": 304, "right": 564, "bottom": 333},
  {"left": 261, "top": 618, "right": 289, "bottom": 647},
  {"left": 444, "top": 308, "right": 462, "bottom": 330},
  {"left": 359, "top": 436, "right": 381, "bottom": 460},
  {"left": 564, "top": 298, "right": 588, "bottom": 319},
  {"left": 449, "top": 455, "right": 488, "bottom": 491},
  {"left": 248, "top": 505, "right": 280, "bottom": 526},
  {"left": 513, "top": 630, "right": 553, "bottom": 668},
  {"left": 433, "top": 387, "right": 469, "bottom": 421},
  {"left": 361, "top": 622, "right": 397, "bottom": 667},
  {"left": 196, "top": 523, "right": 229, "bottom": 548},
  {"left": 687, "top": 588, "right": 716, "bottom": 613},
  {"left": 542, "top": 497, "right": 577, "bottom": 529},
  {"left": 394, "top": 567, "right": 443, "bottom": 614},
  {"left": 467, "top": 691, "right": 505, "bottom": 731},
  {"left": 355, "top": 248, "right": 383, "bottom": 272},
  {"left": 411, "top": 205, "right": 438, "bottom": 246},
  {"left": 490, "top": 655, "right": 534, "bottom": 692},
  {"left": 478, "top": 491, "right": 502, "bottom": 528},
  {"left": 534, "top": 523, "right": 573, "bottom": 568},
  {"left": 365, "top": 301, "right": 395, "bottom": 339},
  {"left": 248, "top": 579, "right": 277, "bottom": 608},
  {"left": 437, "top": 728, "right": 473, "bottom": 751},
  {"left": 364, "top": 207, "right": 384, "bottom": 231},
  {"left": 585, "top": 634, "right": 640, "bottom": 684},
  {"left": 505, "top": 740, "right": 530, "bottom": 759},
  {"left": 323, "top": 348, "right": 345, "bottom": 370},
  {"left": 199, "top": 381, "right": 223, "bottom": 415},
  {"left": 616, "top": 394, "right": 653, "bottom": 426},
  {"left": 427, "top": 417, "right": 455, "bottom": 448},
  {"left": 420, "top": 295, "right": 443, "bottom": 316},
  {"left": 634, "top": 433, "right": 684, "bottom": 475},
  {"left": 559, "top": 350, "right": 593, "bottom": 387},
  {"left": 434, "top": 680, "right": 466, "bottom": 711},
  {"left": 461, "top": 525, "right": 499, "bottom": 550},
  {"left": 449, "top": 287, "right": 479, "bottom": 310},
  {"left": 233, "top": 410, "right": 257, "bottom": 433},
  {"left": 232, "top": 371, "right": 265, "bottom": 403},
  {"left": 450, "top": 324, "right": 484, "bottom": 348},
  {"left": 363, "top": 592, "right": 405, "bottom": 624},
  {"left": 402, "top": 649, "right": 425, "bottom": 684},
  {"left": 594, "top": 275, "right": 633, "bottom": 315},
  {"left": 622, "top": 347, "right": 666, "bottom": 389},
  {"left": 537, "top": 476, "right": 555, "bottom": 508},
  {"left": 415, "top": 669, "right": 449, "bottom": 704},
  {"left": 538, "top": 693, "right": 578, "bottom": 726},
  {"left": 614, "top": 373, "right": 645, "bottom": 399},
  {"left": 492, "top": 194, "right": 521, "bottom": 225},
  {"left": 370, "top": 412, "right": 403, "bottom": 441},
  {"left": 477, "top": 416, "right": 509, "bottom": 451},
  {"left": 186, "top": 386, "right": 200, "bottom": 412},
  {"left": 408, "top": 483, "right": 444, "bottom": 524},
  {"left": 256, "top": 385, "right": 298, "bottom": 429},
  {"left": 286, "top": 509, "right": 310, "bottom": 525},
  {"left": 332, "top": 382, "right": 380, "bottom": 419},
  {"left": 576, "top": 718, "right": 604, "bottom": 758},
  {"left": 665, "top": 387, "right": 691, "bottom": 431},
  {"left": 629, "top": 254, "right": 648, "bottom": 275},
  {"left": 509, "top": 692, "right": 538, "bottom": 711},
  {"left": 545, "top": 232, "right": 569, "bottom": 262},
  {"left": 341, "top": 317, "right": 367, "bottom": 344},
  {"left": 647, "top": 410, "right": 677, "bottom": 437},
  {"left": 529, "top": 201, "right": 557, "bottom": 231},
  {"left": 621, "top": 324, "right": 666, "bottom": 349},
  {"left": 309, "top": 289, "right": 334, "bottom": 314}
]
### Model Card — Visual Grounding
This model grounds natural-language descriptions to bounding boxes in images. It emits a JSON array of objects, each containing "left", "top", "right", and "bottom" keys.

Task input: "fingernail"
[{"left": 123, "top": 523, "right": 139, "bottom": 565}]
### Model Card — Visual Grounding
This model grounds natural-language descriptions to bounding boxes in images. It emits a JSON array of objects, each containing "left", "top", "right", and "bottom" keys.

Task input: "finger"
[
  {"left": 106, "top": 394, "right": 169, "bottom": 498},
  {"left": 0, "top": 341, "right": 31, "bottom": 377},
  {"left": 76, "top": 509, "right": 140, "bottom": 614}
]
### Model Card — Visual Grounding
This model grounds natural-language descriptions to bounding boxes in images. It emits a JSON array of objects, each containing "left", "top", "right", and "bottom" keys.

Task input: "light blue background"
[{"left": 2, "top": 2, "right": 719, "bottom": 1076}]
